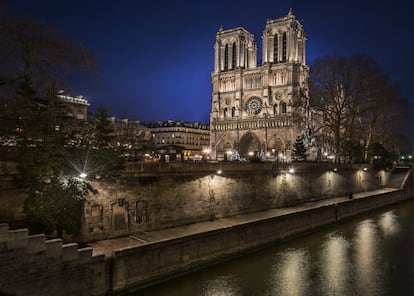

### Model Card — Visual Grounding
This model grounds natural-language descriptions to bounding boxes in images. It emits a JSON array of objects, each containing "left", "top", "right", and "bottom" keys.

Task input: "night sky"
[{"left": 3, "top": 1, "right": 413, "bottom": 127}]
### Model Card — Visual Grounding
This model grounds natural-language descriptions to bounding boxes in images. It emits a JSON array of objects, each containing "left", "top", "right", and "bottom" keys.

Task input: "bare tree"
[{"left": 309, "top": 54, "right": 411, "bottom": 163}]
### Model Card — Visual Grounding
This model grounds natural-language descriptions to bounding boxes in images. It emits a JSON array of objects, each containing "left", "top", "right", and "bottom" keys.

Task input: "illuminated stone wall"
[{"left": 80, "top": 163, "right": 390, "bottom": 243}]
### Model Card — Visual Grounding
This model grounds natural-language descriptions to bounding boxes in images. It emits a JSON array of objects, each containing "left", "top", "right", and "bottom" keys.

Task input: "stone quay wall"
[
  {"left": 0, "top": 224, "right": 107, "bottom": 296},
  {"left": 110, "top": 178, "right": 412, "bottom": 293},
  {"left": 0, "top": 166, "right": 411, "bottom": 295},
  {"left": 80, "top": 162, "right": 390, "bottom": 243}
]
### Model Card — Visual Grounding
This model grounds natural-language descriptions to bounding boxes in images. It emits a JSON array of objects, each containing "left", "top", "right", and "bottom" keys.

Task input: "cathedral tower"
[{"left": 210, "top": 10, "right": 309, "bottom": 161}]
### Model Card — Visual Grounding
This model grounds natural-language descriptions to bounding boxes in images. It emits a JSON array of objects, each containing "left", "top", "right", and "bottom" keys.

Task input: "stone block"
[
  {"left": 78, "top": 247, "right": 93, "bottom": 263},
  {"left": 27, "top": 234, "right": 46, "bottom": 253},
  {"left": 0, "top": 223, "right": 9, "bottom": 242},
  {"left": 62, "top": 243, "right": 79, "bottom": 262},
  {"left": 8, "top": 228, "right": 28, "bottom": 249},
  {"left": 45, "top": 239, "right": 62, "bottom": 258}
]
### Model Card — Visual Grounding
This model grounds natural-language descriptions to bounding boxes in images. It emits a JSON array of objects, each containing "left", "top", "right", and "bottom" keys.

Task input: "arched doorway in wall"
[
  {"left": 267, "top": 136, "right": 285, "bottom": 161},
  {"left": 216, "top": 140, "right": 233, "bottom": 161},
  {"left": 239, "top": 132, "right": 261, "bottom": 159}
]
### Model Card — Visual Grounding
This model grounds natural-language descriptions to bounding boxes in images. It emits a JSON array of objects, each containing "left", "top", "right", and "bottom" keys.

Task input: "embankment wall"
[
  {"left": 0, "top": 224, "right": 107, "bottom": 296},
  {"left": 1, "top": 169, "right": 412, "bottom": 295},
  {"left": 110, "top": 171, "right": 412, "bottom": 293},
  {"left": 81, "top": 163, "right": 389, "bottom": 243}
]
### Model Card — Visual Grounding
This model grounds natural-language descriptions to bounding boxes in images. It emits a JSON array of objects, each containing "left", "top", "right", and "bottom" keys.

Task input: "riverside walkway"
[{"left": 89, "top": 188, "right": 397, "bottom": 256}]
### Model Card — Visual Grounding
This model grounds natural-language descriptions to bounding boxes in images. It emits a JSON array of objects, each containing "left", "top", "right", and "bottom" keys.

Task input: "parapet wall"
[{"left": 0, "top": 224, "right": 107, "bottom": 296}]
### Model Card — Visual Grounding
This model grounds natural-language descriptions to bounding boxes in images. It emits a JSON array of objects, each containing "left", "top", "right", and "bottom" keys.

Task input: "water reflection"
[
  {"left": 319, "top": 233, "right": 351, "bottom": 295},
  {"left": 267, "top": 248, "right": 310, "bottom": 296},
  {"left": 133, "top": 203, "right": 414, "bottom": 296},
  {"left": 378, "top": 211, "right": 399, "bottom": 237},
  {"left": 353, "top": 219, "right": 381, "bottom": 296},
  {"left": 202, "top": 275, "right": 240, "bottom": 296}
]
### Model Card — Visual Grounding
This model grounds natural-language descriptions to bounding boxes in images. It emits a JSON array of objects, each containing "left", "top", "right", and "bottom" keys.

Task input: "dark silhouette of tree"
[
  {"left": 0, "top": 11, "right": 100, "bottom": 236},
  {"left": 309, "top": 54, "right": 411, "bottom": 163},
  {"left": 292, "top": 136, "right": 307, "bottom": 161}
]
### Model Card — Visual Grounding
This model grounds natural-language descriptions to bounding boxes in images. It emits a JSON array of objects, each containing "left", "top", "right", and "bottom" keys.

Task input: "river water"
[{"left": 134, "top": 200, "right": 414, "bottom": 296}]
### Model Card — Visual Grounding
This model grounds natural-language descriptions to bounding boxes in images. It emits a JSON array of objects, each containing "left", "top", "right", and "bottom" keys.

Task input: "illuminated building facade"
[
  {"left": 144, "top": 121, "right": 210, "bottom": 161},
  {"left": 57, "top": 90, "right": 89, "bottom": 121},
  {"left": 210, "top": 10, "right": 309, "bottom": 161}
]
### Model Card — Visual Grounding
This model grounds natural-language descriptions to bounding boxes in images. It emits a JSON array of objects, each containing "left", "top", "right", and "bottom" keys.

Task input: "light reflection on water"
[
  {"left": 319, "top": 233, "right": 351, "bottom": 295},
  {"left": 202, "top": 275, "right": 240, "bottom": 296},
  {"left": 135, "top": 202, "right": 411, "bottom": 296},
  {"left": 353, "top": 219, "right": 381, "bottom": 296},
  {"left": 266, "top": 248, "right": 311, "bottom": 296}
]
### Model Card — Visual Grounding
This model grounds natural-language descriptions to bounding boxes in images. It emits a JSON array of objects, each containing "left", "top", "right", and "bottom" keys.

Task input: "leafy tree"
[
  {"left": 292, "top": 136, "right": 307, "bottom": 161},
  {"left": 0, "top": 12, "right": 101, "bottom": 236},
  {"left": 23, "top": 175, "right": 88, "bottom": 236},
  {"left": 69, "top": 108, "right": 125, "bottom": 180},
  {"left": 368, "top": 143, "right": 394, "bottom": 171}
]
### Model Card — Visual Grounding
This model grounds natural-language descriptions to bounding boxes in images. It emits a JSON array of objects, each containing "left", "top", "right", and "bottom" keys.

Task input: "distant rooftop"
[{"left": 142, "top": 120, "right": 209, "bottom": 130}]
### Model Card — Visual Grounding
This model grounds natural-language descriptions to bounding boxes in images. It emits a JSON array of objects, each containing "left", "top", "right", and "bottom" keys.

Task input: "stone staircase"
[{"left": 387, "top": 166, "right": 411, "bottom": 189}]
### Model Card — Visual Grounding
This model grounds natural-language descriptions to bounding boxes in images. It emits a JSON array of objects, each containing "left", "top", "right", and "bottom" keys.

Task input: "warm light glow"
[
  {"left": 248, "top": 151, "right": 254, "bottom": 156},
  {"left": 289, "top": 168, "right": 295, "bottom": 174},
  {"left": 320, "top": 234, "right": 350, "bottom": 295},
  {"left": 269, "top": 249, "right": 310, "bottom": 295},
  {"left": 333, "top": 168, "right": 337, "bottom": 172},
  {"left": 363, "top": 167, "right": 368, "bottom": 171},
  {"left": 203, "top": 148, "right": 210, "bottom": 154},
  {"left": 79, "top": 172, "right": 87, "bottom": 178},
  {"left": 378, "top": 211, "right": 399, "bottom": 237},
  {"left": 353, "top": 219, "right": 379, "bottom": 294},
  {"left": 217, "top": 169, "right": 222, "bottom": 174}
]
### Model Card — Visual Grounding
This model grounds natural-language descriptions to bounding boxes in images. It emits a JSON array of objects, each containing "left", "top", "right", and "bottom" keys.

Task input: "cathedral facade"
[{"left": 209, "top": 11, "right": 309, "bottom": 161}]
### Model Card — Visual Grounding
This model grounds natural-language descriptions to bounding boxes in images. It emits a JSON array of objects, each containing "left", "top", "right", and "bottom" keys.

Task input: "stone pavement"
[{"left": 88, "top": 188, "right": 396, "bottom": 256}]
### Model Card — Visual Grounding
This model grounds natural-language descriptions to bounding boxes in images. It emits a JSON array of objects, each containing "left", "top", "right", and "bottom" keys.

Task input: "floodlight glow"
[
  {"left": 289, "top": 168, "right": 295, "bottom": 174},
  {"left": 79, "top": 172, "right": 87, "bottom": 178},
  {"left": 217, "top": 169, "right": 222, "bottom": 174}
]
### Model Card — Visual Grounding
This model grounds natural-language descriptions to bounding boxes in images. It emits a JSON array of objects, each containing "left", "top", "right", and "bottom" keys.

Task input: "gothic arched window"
[
  {"left": 224, "top": 44, "right": 229, "bottom": 70},
  {"left": 232, "top": 42, "right": 237, "bottom": 69},
  {"left": 282, "top": 32, "right": 287, "bottom": 62},
  {"left": 273, "top": 103, "right": 278, "bottom": 114},
  {"left": 273, "top": 34, "right": 278, "bottom": 63},
  {"left": 223, "top": 108, "right": 228, "bottom": 118},
  {"left": 231, "top": 107, "right": 236, "bottom": 117},
  {"left": 280, "top": 102, "right": 287, "bottom": 113}
]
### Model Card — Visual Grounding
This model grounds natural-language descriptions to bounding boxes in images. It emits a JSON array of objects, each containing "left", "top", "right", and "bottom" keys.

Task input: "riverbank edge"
[{"left": 109, "top": 174, "right": 413, "bottom": 295}]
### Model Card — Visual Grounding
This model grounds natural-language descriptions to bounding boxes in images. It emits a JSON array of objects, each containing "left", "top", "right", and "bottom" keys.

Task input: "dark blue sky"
[{"left": 3, "top": 0, "right": 413, "bottom": 125}]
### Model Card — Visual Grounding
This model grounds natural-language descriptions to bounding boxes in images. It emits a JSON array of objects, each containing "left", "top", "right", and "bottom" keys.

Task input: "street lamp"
[{"left": 79, "top": 172, "right": 87, "bottom": 179}]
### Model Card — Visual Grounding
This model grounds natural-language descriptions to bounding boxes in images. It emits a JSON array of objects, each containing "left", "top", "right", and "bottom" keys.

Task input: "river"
[{"left": 134, "top": 199, "right": 414, "bottom": 296}]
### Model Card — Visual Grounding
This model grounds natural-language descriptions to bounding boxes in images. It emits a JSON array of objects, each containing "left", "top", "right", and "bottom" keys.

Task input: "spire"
[
  {"left": 219, "top": 25, "right": 223, "bottom": 32},
  {"left": 288, "top": 8, "right": 293, "bottom": 16}
]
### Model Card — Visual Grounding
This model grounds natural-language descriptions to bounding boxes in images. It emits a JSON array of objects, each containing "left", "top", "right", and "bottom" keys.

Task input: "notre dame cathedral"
[{"left": 209, "top": 10, "right": 310, "bottom": 161}]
